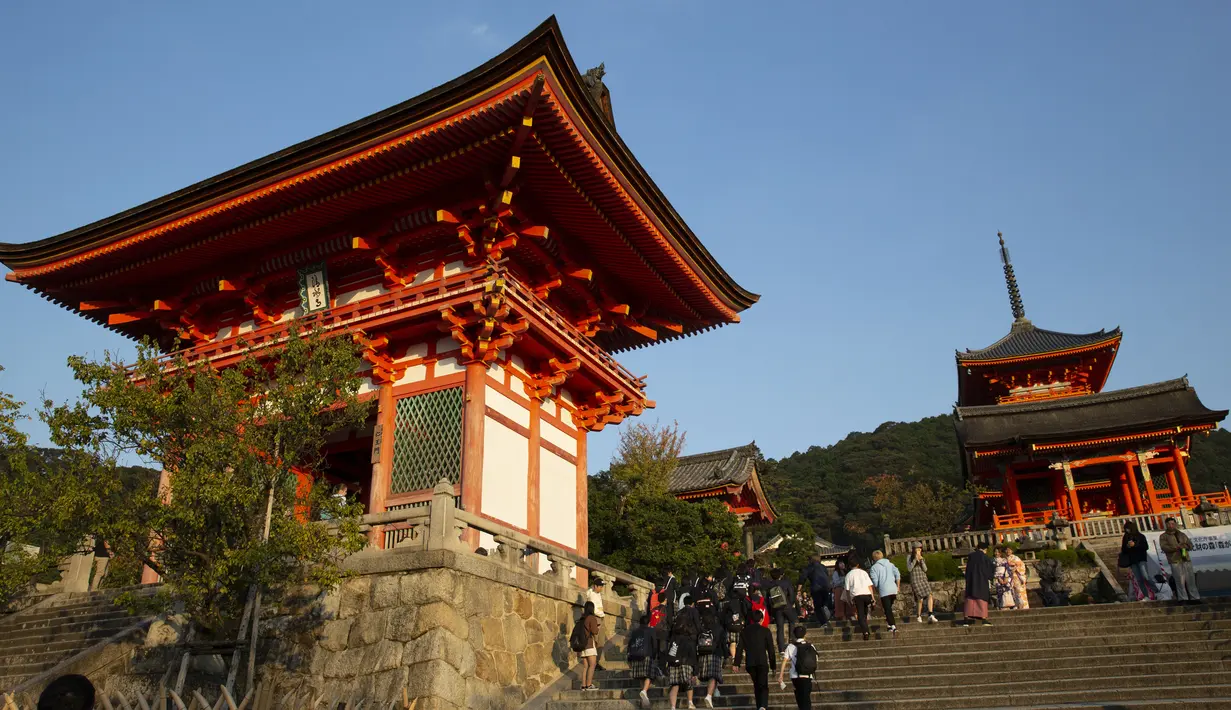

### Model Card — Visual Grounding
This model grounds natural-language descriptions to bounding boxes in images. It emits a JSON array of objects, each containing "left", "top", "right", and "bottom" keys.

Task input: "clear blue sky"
[{"left": 2, "top": 2, "right": 1229, "bottom": 473}]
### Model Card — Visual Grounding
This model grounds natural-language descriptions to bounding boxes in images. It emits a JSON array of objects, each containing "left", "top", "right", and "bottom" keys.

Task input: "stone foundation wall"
[{"left": 257, "top": 548, "right": 636, "bottom": 710}]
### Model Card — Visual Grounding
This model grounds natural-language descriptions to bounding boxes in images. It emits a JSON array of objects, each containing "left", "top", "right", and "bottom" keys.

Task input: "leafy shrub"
[
  {"left": 890, "top": 552, "right": 963, "bottom": 581},
  {"left": 1037, "top": 548, "right": 1097, "bottom": 567},
  {"left": 1070, "top": 592, "right": 1091, "bottom": 605}
]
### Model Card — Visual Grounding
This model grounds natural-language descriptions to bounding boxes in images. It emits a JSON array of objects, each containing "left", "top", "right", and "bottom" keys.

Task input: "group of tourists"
[
  {"left": 572, "top": 548, "right": 938, "bottom": 710},
  {"left": 1119, "top": 517, "right": 1200, "bottom": 602}
]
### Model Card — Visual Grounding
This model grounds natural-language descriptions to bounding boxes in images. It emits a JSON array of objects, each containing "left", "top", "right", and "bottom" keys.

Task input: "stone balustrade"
[{"left": 883, "top": 526, "right": 1051, "bottom": 557}]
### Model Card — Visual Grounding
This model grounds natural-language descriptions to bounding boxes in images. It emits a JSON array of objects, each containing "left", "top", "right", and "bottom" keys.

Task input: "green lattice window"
[{"left": 390, "top": 387, "right": 464, "bottom": 494}]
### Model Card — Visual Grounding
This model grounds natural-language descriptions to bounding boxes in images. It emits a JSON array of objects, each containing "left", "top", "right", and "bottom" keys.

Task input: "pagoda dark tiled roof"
[
  {"left": 957, "top": 320, "right": 1120, "bottom": 362},
  {"left": 954, "top": 378, "right": 1228, "bottom": 449},
  {"left": 668, "top": 443, "right": 760, "bottom": 494}
]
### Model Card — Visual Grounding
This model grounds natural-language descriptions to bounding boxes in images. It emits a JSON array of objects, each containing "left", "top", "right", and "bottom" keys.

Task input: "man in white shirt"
[
  {"left": 585, "top": 577, "right": 606, "bottom": 670},
  {"left": 776, "top": 624, "right": 815, "bottom": 709},
  {"left": 843, "top": 558, "right": 875, "bottom": 641}
]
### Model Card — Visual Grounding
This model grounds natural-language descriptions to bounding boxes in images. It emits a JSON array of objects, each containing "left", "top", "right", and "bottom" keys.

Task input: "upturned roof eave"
[{"left": 0, "top": 16, "right": 757, "bottom": 314}]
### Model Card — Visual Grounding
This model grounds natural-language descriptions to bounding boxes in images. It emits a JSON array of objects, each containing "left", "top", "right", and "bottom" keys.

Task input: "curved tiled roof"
[
  {"left": 667, "top": 443, "right": 759, "bottom": 494},
  {"left": 954, "top": 378, "right": 1228, "bottom": 449},
  {"left": 957, "top": 319, "right": 1121, "bottom": 363}
]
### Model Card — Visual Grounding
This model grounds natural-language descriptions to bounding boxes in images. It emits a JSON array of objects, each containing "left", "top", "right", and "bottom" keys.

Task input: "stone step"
[
  {"left": 0, "top": 616, "right": 136, "bottom": 645},
  {"left": 595, "top": 657, "right": 1231, "bottom": 691},
  {"left": 546, "top": 682, "right": 1231, "bottom": 709},
  {"left": 805, "top": 614, "right": 1231, "bottom": 644},
  {"left": 816, "top": 636, "right": 1231, "bottom": 667},
  {"left": 572, "top": 668, "right": 1225, "bottom": 701},
  {"left": 2, "top": 609, "right": 133, "bottom": 633},
  {"left": 817, "top": 599, "right": 1231, "bottom": 628}
]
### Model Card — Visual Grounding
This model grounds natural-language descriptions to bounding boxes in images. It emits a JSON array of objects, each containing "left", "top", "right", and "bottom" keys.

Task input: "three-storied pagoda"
[
  {"left": 0, "top": 18, "right": 757, "bottom": 569},
  {"left": 955, "top": 234, "right": 1228, "bottom": 529}
]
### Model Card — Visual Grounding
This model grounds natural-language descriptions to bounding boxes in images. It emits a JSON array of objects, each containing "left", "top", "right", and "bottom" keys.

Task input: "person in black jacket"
[
  {"left": 666, "top": 594, "right": 701, "bottom": 710},
  {"left": 1121, "top": 520, "right": 1157, "bottom": 600},
  {"left": 697, "top": 599, "right": 724, "bottom": 709},
  {"left": 800, "top": 554, "right": 832, "bottom": 624},
  {"left": 734, "top": 608, "right": 777, "bottom": 710},
  {"left": 769, "top": 567, "right": 799, "bottom": 652}
]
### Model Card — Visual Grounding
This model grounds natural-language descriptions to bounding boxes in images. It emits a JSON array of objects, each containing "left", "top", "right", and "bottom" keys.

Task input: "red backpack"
[
  {"left": 648, "top": 605, "right": 666, "bottom": 629},
  {"left": 750, "top": 596, "right": 769, "bottom": 627}
]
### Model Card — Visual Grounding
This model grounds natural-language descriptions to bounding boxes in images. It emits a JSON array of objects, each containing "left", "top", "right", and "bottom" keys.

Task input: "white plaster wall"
[
  {"left": 481, "top": 417, "right": 529, "bottom": 530},
  {"left": 540, "top": 420, "right": 577, "bottom": 455},
  {"left": 435, "top": 336, "right": 456, "bottom": 355},
  {"left": 442, "top": 260, "right": 465, "bottom": 277},
  {"left": 435, "top": 358, "right": 464, "bottom": 376},
  {"left": 395, "top": 364, "right": 426, "bottom": 385},
  {"left": 539, "top": 451, "right": 577, "bottom": 549},
  {"left": 335, "top": 283, "right": 387, "bottom": 306},
  {"left": 486, "top": 384, "right": 530, "bottom": 428}
]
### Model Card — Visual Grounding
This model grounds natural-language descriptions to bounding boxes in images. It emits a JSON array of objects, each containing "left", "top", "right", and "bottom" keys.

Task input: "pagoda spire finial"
[{"left": 998, "top": 231, "right": 1027, "bottom": 323}]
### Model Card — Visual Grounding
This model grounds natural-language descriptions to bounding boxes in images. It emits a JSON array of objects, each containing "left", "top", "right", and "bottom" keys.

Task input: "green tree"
[
  {"left": 768, "top": 512, "right": 816, "bottom": 573},
  {"left": 865, "top": 473, "right": 970, "bottom": 538},
  {"left": 588, "top": 422, "right": 741, "bottom": 580},
  {"left": 42, "top": 329, "right": 371, "bottom": 630},
  {"left": 0, "top": 368, "right": 112, "bottom": 606}
]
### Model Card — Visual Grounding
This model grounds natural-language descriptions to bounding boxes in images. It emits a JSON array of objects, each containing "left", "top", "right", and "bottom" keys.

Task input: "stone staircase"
[
  {"left": 546, "top": 599, "right": 1231, "bottom": 709},
  {"left": 0, "top": 586, "right": 156, "bottom": 692}
]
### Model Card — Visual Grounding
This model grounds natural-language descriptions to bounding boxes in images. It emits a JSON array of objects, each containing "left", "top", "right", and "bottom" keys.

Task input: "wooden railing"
[
  {"left": 359, "top": 479, "right": 654, "bottom": 602},
  {"left": 1068, "top": 511, "right": 1188, "bottom": 539}
]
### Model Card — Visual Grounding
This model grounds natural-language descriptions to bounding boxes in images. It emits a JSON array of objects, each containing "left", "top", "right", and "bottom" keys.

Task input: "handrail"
[
  {"left": 882, "top": 527, "right": 1050, "bottom": 557},
  {"left": 358, "top": 479, "right": 654, "bottom": 601}
]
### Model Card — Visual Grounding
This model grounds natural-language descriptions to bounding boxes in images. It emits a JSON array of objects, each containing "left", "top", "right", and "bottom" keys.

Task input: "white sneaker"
[
  {"left": 688, "top": 703, "right": 696, "bottom": 709},
  {"left": 928, "top": 614, "right": 939, "bottom": 623},
  {"left": 639, "top": 690, "right": 650, "bottom": 708},
  {"left": 704, "top": 696, "right": 714, "bottom": 709},
  {"left": 713, "top": 689, "right": 722, "bottom": 698},
  {"left": 916, "top": 615, "right": 923, "bottom": 623},
  {"left": 888, "top": 624, "right": 897, "bottom": 632}
]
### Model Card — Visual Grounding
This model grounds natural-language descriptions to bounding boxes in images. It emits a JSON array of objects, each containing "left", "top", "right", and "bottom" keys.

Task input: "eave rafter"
[
  {"left": 439, "top": 270, "right": 528, "bottom": 364},
  {"left": 571, "top": 389, "right": 654, "bottom": 432},
  {"left": 352, "top": 331, "right": 406, "bottom": 385},
  {"left": 523, "top": 356, "right": 580, "bottom": 400}
]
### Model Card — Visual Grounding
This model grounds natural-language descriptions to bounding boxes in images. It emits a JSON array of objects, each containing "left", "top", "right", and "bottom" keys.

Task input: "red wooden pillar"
[
  {"left": 527, "top": 397, "right": 541, "bottom": 540},
  {"left": 1137, "top": 453, "right": 1160, "bottom": 514},
  {"left": 1165, "top": 464, "right": 1183, "bottom": 510},
  {"left": 1004, "top": 465, "right": 1024, "bottom": 522},
  {"left": 1174, "top": 445, "right": 1195, "bottom": 501},
  {"left": 1124, "top": 460, "right": 1143, "bottom": 514},
  {"left": 576, "top": 428, "right": 589, "bottom": 586},
  {"left": 1063, "top": 462, "right": 1083, "bottom": 521},
  {"left": 1118, "top": 465, "right": 1137, "bottom": 515},
  {"left": 460, "top": 362, "right": 486, "bottom": 549},
  {"left": 367, "top": 382, "right": 395, "bottom": 548},
  {"left": 1050, "top": 470, "right": 1067, "bottom": 518}
]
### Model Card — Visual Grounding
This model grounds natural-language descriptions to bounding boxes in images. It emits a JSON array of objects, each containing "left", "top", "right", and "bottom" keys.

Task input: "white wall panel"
[
  {"left": 481, "top": 416, "right": 529, "bottom": 530},
  {"left": 539, "top": 451, "right": 577, "bottom": 548}
]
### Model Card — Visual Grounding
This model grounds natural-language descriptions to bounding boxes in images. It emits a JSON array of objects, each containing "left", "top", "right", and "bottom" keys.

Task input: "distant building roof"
[
  {"left": 957, "top": 319, "right": 1121, "bottom": 363},
  {"left": 955, "top": 377, "right": 1228, "bottom": 450},
  {"left": 668, "top": 443, "right": 759, "bottom": 494},
  {"left": 754, "top": 534, "right": 851, "bottom": 558},
  {"left": 668, "top": 442, "right": 776, "bottom": 524}
]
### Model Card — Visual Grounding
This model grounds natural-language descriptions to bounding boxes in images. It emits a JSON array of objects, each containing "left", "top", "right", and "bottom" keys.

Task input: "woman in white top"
[{"left": 843, "top": 558, "right": 875, "bottom": 641}]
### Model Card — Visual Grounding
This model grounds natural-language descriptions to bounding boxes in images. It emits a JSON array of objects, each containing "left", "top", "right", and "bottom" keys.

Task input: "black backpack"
[
  {"left": 793, "top": 641, "right": 818, "bottom": 676},
  {"left": 697, "top": 630, "right": 715, "bottom": 655},
  {"left": 627, "top": 630, "right": 649, "bottom": 661},
  {"left": 725, "top": 605, "right": 745, "bottom": 632},
  {"left": 569, "top": 617, "right": 589, "bottom": 653},
  {"left": 713, "top": 579, "right": 728, "bottom": 602},
  {"left": 673, "top": 608, "right": 699, "bottom": 637}
]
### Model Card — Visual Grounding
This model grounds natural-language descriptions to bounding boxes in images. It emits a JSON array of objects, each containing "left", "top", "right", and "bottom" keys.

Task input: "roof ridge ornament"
[
  {"left": 581, "top": 64, "right": 615, "bottom": 127},
  {"left": 998, "top": 231, "right": 1028, "bottom": 324}
]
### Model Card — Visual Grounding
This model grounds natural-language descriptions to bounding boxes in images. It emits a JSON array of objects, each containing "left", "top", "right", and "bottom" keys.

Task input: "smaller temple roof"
[
  {"left": 754, "top": 534, "right": 851, "bottom": 559},
  {"left": 668, "top": 442, "right": 759, "bottom": 494},
  {"left": 955, "top": 378, "right": 1228, "bottom": 450},
  {"left": 957, "top": 320, "right": 1121, "bottom": 363}
]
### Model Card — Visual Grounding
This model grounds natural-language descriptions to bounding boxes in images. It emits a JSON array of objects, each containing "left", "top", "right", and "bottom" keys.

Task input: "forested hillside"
[{"left": 761, "top": 416, "right": 1231, "bottom": 552}]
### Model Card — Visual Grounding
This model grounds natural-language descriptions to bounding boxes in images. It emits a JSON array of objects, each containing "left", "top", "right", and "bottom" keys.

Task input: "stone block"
[
  {"left": 363, "top": 638, "right": 404, "bottom": 672},
  {"left": 493, "top": 650, "right": 517, "bottom": 685},
  {"left": 502, "top": 614, "right": 527, "bottom": 654},
  {"left": 371, "top": 574, "right": 400, "bottom": 609},
  {"left": 466, "top": 677, "right": 503, "bottom": 710},
  {"left": 523, "top": 675, "right": 542, "bottom": 699},
  {"left": 339, "top": 576, "right": 372, "bottom": 619},
  {"left": 532, "top": 596, "right": 553, "bottom": 622},
  {"left": 387, "top": 606, "right": 419, "bottom": 642},
  {"left": 309, "top": 648, "right": 333, "bottom": 676},
  {"left": 473, "top": 649, "right": 498, "bottom": 684},
  {"left": 467, "top": 616, "right": 485, "bottom": 649},
  {"left": 318, "top": 618, "right": 353, "bottom": 652},
  {"left": 525, "top": 618, "right": 544, "bottom": 646},
  {"left": 403, "top": 627, "right": 475, "bottom": 677},
  {"left": 480, "top": 617, "right": 505, "bottom": 651},
  {"left": 323, "top": 646, "right": 366, "bottom": 678},
  {"left": 405, "top": 659, "right": 467, "bottom": 708},
  {"left": 413, "top": 601, "right": 468, "bottom": 641},
  {"left": 372, "top": 666, "right": 409, "bottom": 702},
  {"left": 513, "top": 590, "right": 533, "bottom": 619},
  {"left": 348, "top": 609, "right": 389, "bottom": 647},
  {"left": 400, "top": 567, "right": 459, "bottom": 607},
  {"left": 464, "top": 578, "right": 490, "bottom": 618}
]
